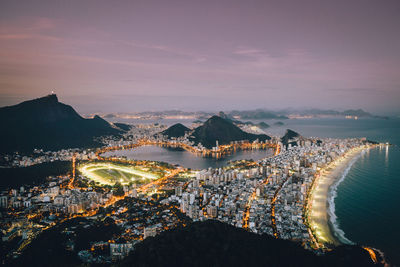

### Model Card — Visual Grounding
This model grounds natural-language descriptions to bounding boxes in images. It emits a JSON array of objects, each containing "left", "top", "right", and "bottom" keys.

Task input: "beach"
[{"left": 307, "top": 146, "right": 367, "bottom": 247}]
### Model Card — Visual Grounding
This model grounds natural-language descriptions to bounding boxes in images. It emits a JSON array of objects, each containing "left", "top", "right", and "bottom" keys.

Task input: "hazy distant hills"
[
  {"left": 235, "top": 120, "right": 271, "bottom": 129},
  {"left": 278, "top": 108, "right": 389, "bottom": 119},
  {"left": 228, "top": 109, "right": 289, "bottom": 120},
  {"left": 119, "top": 220, "right": 381, "bottom": 267},
  {"left": 257, "top": 121, "right": 270, "bottom": 128},
  {"left": 0, "top": 94, "right": 124, "bottom": 153},
  {"left": 189, "top": 115, "right": 271, "bottom": 148},
  {"left": 228, "top": 108, "right": 389, "bottom": 119},
  {"left": 99, "top": 107, "right": 388, "bottom": 122}
]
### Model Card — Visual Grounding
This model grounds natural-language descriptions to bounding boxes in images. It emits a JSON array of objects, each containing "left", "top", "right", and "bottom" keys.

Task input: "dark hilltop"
[
  {"left": 281, "top": 129, "right": 301, "bottom": 147},
  {"left": 119, "top": 220, "right": 382, "bottom": 267},
  {"left": 0, "top": 94, "right": 125, "bottom": 153},
  {"left": 189, "top": 115, "right": 271, "bottom": 148},
  {"left": 160, "top": 123, "right": 191, "bottom": 138}
]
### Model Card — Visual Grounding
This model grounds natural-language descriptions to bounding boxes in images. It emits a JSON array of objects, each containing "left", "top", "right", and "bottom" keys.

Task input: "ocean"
[
  {"left": 256, "top": 117, "right": 400, "bottom": 265},
  {"left": 262, "top": 117, "right": 400, "bottom": 265},
  {"left": 107, "top": 116, "right": 400, "bottom": 264}
]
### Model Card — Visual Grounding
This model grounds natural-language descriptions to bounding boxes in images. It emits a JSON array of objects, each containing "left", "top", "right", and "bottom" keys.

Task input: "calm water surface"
[{"left": 103, "top": 146, "right": 273, "bottom": 169}]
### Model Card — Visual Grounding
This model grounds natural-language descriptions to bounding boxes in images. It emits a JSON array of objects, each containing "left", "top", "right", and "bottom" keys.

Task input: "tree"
[{"left": 113, "top": 182, "right": 124, "bottom": 196}]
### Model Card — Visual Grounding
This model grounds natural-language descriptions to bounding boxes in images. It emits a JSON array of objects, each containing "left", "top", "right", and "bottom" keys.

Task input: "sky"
[{"left": 0, "top": 0, "right": 399, "bottom": 114}]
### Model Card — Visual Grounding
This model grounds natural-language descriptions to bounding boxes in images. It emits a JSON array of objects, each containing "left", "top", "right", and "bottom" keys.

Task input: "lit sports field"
[{"left": 79, "top": 162, "right": 163, "bottom": 185}]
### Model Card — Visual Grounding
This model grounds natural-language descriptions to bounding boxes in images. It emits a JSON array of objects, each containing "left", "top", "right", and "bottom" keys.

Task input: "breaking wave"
[{"left": 327, "top": 150, "right": 365, "bottom": 245}]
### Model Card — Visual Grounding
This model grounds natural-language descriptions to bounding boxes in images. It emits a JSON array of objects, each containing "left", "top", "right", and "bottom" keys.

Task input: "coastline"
[{"left": 307, "top": 146, "right": 368, "bottom": 247}]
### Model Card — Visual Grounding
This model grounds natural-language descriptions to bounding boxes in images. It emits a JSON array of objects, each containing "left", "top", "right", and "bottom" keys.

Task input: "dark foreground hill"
[
  {"left": 120, "top": 220, "right": 379, "bottom": 267},
  {"left": 161, "top": 123, "right": 191, "bottom": 138},
  {"left": 0, "top": 94, "right": 123, "bottom": 153},
  {"left": 190, "top": 116, "right": 270, "bottom": 148},
  {"left": 8, "top": 220, "right": 383, "bottom": 267}
]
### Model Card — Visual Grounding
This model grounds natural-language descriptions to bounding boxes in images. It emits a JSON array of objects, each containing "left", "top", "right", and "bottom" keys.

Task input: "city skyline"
[
  {"left": 1, "top": 0, "right": 400, "bottom": 114},
  {"left": 1, "top": 1, "right": 399, "bottom": 265}
]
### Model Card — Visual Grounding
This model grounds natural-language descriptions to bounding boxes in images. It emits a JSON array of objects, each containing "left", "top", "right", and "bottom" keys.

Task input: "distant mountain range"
[
  {"left": 278, "top": 108, "right": 388, "bottom": 119},
  {"left": 0, "top": 94, "right": 125, "bottom": 153},
  {"left": 98, "top": 108, "right": 388, "bottom": 121},
  {"left": 228, "top": 109, "right": 289, "bottom": 120}
]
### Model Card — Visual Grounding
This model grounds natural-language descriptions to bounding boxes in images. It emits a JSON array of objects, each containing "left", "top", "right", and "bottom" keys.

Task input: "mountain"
[
  {"left": 189, "top": 116, "right": 270, "bottom": 148},
  {"left": 281, "top": 129, "right": 301, "bottom": 147},
  {"left": 113, "top": 122, "right": 132, "bottom": 131},
  {"left": 342, "top": 109, "right": 371, "bottom": 117},
  {"left": 0, "top": 94, "right": 122, "bottom": 153},
  {"left": 217, "top": 111, "right": 244, "bottom": 125},
  {"left": 103, "top": 113, "right": 116, "bottom": 118},
  {"left": 161, "top": 123, "right": 191, "bottom": 138},
  {"left": 119, "top": 220, "right": 382, "bottom": 267},
  {"left": 257, "top": 121, "right": 270, "bottom": 129},
  {"left": 274, "top": 121, "right": 284, "bottom": 126},
  {"left": 279, "top": 108, "right": 388, "bottom": 119}
]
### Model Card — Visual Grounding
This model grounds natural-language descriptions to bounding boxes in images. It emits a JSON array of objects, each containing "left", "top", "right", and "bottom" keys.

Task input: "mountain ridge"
[
  {"left": 189, "top": 115, "right": 271, "bottom": 148},
  {"left": 0, "top": 94, "right": 123, "bottom": 153}
]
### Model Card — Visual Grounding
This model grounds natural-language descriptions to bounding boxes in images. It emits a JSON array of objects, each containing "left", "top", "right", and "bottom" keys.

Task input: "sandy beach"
[{"left": 308, "top": 146, "right": 367, "bottom": 246}]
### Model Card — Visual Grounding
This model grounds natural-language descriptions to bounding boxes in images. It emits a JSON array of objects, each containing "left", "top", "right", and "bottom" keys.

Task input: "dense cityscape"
[
  {"left": 1, "top": 1, "right": 399, "bottom": 265},
  {"left": 0, "top": 120, "right": 383, "bottom": 264}
]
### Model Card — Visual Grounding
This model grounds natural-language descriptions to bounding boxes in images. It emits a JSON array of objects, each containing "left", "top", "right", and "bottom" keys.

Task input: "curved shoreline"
[
  {"left": 326, "top": 151, "right": 363, "bottom": 245},
  {"left": 308, "top": 146, "right": 369, "bottom": 247}
]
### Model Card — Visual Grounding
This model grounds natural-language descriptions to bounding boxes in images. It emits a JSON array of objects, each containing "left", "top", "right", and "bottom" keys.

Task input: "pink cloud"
[{"left": 0, "top": 17, "right": 59, "bottom": 42}]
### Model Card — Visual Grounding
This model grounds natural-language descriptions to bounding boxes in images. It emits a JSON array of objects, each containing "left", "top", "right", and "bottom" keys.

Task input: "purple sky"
[{"left": 0, "top": 0, "right": 399, "bottom": 114}]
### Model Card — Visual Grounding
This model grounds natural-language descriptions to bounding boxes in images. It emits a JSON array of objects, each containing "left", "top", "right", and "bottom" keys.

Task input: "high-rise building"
[
  {"left": 175, "top": 186, "right": 182, "bottom": 196},
  {"left": 0, "top": 196, "right": 8, "bottom": 208}
]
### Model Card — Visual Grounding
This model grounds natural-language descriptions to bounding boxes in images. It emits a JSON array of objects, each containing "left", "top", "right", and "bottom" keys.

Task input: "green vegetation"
[{"left": 113, "top": 182, "right": 125, "bottom": 196}]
